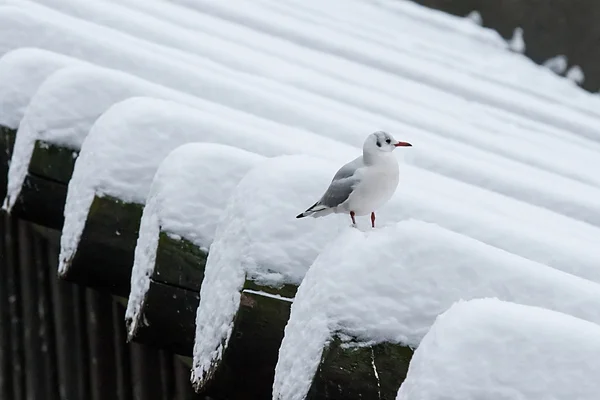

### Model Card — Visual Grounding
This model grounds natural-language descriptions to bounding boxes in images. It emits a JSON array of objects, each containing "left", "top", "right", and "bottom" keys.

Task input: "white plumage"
[{"left": 296, "top": 131, "right": 412, "bottom": 227}]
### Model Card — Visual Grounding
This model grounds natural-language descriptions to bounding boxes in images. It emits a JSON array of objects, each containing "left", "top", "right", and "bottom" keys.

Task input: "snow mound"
[
  {"left": 191, "top": 155, "right": 349, "bottom": 386},
  {"left": 57, "top": 96, "right": 346, "bottom": 275},
  {"left": 542, "top": 54, "right": 568, "bottom": 75},
  {"left": 2, "top": 64, "right": 202, "bottom": 212},
  {"left": 508, "top": 27, "right": 525, "bottom": 53},
  {"left": 566, "top": 65, "right": 585, "bottom": 85},
  {"left": 0, "top": 48, "right": 82, "bottom": 129},
  {"left": 397, "top": 298, "right": 600, "bottom": 400},
  {"left": 126, "top": 143, "right": 263, "bottom": 336},
  {"left": 273, "top": 220, "right": 600, "bottom": 400},
  {"left": 464, "top": 11, "right": 482, "bottom": 26}
]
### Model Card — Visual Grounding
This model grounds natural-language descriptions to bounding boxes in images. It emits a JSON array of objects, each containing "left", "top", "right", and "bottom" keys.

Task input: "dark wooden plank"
[
  {"left": 112, "top": 300, "right": 132, "bottom": 400},
  {"left": 196, "top": 290, "right": 292, "bottom": 400},
  {"left": 48, "top": 244, "right": 90, "bottom": 400},
  {"left": 130, "top": 343, "right": 165, "bottom": 400},
  {"left": 307, "top": 338, "right": 413, "bottom": 400},
  {"left": 10, "top": 174, "right": 67, "bottom": 230},
  {"left": 29, "top": 140, "right": 78, "bottom": 184},
  {"left": 128, "top": 280, "right": 199, "bottom": 356},
  {"left": 0, "top": 215, "right": 13, "bottom": 400},
  {"left": 73, "top": 285, "right": 92, "bottom": 398},
  {"left": 174, "top": 358, "right": 204, "bottom": 400},
  {"left": 18, "top": 222, "right": 50, "bottom": 399},
  {"left": 85, "top": 290, "right": 119, "bottom": 400},
  {"left": 3, "top": 215, "right": 25, "bottom": 400},
  {"left": 153, "top": 232, "right": 207, "bottom": 291},
  {"left": 31, "top": 230, "right": 59, "bottom": 400},
  {"left": 60, "top": 196, "right": 143, "bottom": 297},
  {"left": 0, "top": 126, "right": 16, "bottom": 202}
]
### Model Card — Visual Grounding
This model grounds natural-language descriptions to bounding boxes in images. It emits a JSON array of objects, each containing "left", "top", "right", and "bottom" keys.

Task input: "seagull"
[{"left": 296, "top": 131, "right": 412, "bottom": 228}]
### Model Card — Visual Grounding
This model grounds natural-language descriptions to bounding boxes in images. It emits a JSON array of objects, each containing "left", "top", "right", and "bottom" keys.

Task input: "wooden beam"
[
  {"left": 196, "top": 289, "right": 293, "bottom": 400},
  {"left": 0, "top": 126, "right": 16, "bottom": 201},
  {"left": 60, "top": 195, "right": 143, "bottom": 297},
  {"left": 153, "top": 232, "right": 207, "bottom": 291},
  {"left": 307, "top": 337, "right": 413, "bottom": 400},
  {"left": 2, "top": 137, "right": 77, "bottom": 231},
  {"left": 128, "top": 279, "right": 199, "bottom": 356}
]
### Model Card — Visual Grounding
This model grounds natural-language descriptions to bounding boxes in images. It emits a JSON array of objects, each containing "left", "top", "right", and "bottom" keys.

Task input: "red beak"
[{"left": 394, "top": 141, "right": 412, "bottom": 147}]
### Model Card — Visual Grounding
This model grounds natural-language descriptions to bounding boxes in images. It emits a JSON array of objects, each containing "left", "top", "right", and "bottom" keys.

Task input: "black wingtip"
[{"left": 296, "top": 213, "right": 305, "bottom": 219}]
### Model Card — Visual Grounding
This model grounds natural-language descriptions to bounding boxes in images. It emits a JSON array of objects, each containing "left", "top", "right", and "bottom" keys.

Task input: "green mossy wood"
[
  {"left": 128, "top": 233, "right": 206, "bottom": 353},
  {"left": 59, "top": 195, "right": 143, "bottom": 297},
  {"left": 307, "top": 338, "right": 413, "bottom": 400},
  {"left": 2, "top": 136, "right": 79, "bottom": 230}
]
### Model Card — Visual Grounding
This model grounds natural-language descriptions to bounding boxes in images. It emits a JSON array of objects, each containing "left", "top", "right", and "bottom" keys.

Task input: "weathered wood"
[
  {"left": 10, "top": 173, "right": 67, "bottom": 230},
  {"left": 195, "top": 290, "right": 293, "bottom": 400},
  {"left": 307, "top": 338, "right": 413, "bottom": 400},
  {"left": 30, "top": 231, "right": 60, "bottom": 400},
  {"left": 129, "top": 232, "right": 297, "bottom": 357},
  {"left": 48, "top": 245, "right": 90, "bottom": 400},
  {"left": 60, "top": 195, "right": 143, "bottom": 297},
  {"left": 0, "top": 215, "right": 12, "bottom": 400},
  {"left": 29, "top": 140, "right": 78, "bottom": 184},
  {"left": 154, "top": 232, "right": 207, "bottom": 291},
  {"left": 3, "top": 215, "right": 25, "bottom": 400},
  {"left": 86, "top": 290, "right": 119, "bottom": 400},
  {"left": 2, "top": 138, "right": 75, "bottom": 230},
  {"left": 112, "top": 301, "right": 133, "bottom": 400},
  {"left": 0, "top": 126, "right": 16, "bottom": 201},
  {"left": 129, "top": 280, "right": 199, "bottom": 356}
]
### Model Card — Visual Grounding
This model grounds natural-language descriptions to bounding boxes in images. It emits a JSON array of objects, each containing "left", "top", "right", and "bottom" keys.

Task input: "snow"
[
  {"left": 508, "top": 27, "right": 525, "bottom": 53},
  {"left": 57, "top": 96, "right": 350, "bottom": 276},
  {"left": 0, "top": 48, "right": 82, "bottom": 129},
  {"left": 464, "top": 10, "right": 482, "bottom": 26},
  {"left": 566, "top": 65, "right": 585, "bottom": 85},
  {"left": 1, "top": 0, "right": 600, "bottom": 396},
  {"left": 2, "top": 64, "right": 204, "bottom": 211},
  {"left": 126, "top": 143, "right": 263, "bottom": 336},
  {"left": 191, "top": 155, "right": 349, "bottom": 386},
  {"left": 273, "top": 220, "right": 600, "bottom": 400},
  {"left": 542, "top": 54, "right": 568, "bottom": 75},
  {"left": 397, "top": 298, "right": 600, "bottom": 400}
]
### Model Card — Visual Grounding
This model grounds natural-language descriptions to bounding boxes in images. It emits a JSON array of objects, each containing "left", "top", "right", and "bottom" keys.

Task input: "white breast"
[{"left": 345, "top": 158, "right": 399, "bottom": 216}]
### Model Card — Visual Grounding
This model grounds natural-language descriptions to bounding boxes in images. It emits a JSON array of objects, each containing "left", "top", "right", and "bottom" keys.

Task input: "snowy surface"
[
  {"left": 508, "top": 27, "right": 525, "bottom": 53},
  {"left": 566, "top": 65, "right": 585, "bottom": 85},
  {"left": 192, "top": 155, "right": 351, "bottom": 386},
  {"left": 0, "top": 48, "right": 82, "bottom": 129},
  {"left": 1, "top": 0, "right": 600, "bottom": 396},
  {"left": 397, "top": 298, "right": 600, "bottom": 400},
  {"left": 542, "top": 54, "right": 568, "bottom": 75},
  {"left": 273, "top": 220, "right": 600, "bottom": 400},
  {"left": 2, "top": 64, "right": 204, "bottom": 211},
  {"left": 57, "top": 96, "right": 348, "bottom": 275},
  {"left": 126, "top": 143, "right": 263, "bottom": 336}
]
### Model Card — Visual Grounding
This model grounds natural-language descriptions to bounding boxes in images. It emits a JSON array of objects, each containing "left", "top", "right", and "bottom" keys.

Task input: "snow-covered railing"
[
  {"left": 273, "top": 220, "right": 600, "bottom": 400},
  {"left": 0, "top": 48, "right": 81, "bottom": 202},
  {"left": 191, "top": 155, "right": 348, "bottom": 396},
  {"left": 1, "top": 64, "right": 201, "bottom": 230},
  {"left": 397, "top": 298, "right": 600, "bottom": 400},
  {"left": 125, "top": 143, "right": 263, "bottom": 355}
]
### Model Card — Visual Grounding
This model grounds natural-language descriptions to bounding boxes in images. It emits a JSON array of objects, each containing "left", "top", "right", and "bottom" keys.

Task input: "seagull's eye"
[
  {"left": 385, "top": 139, "right": 391, "bottom": 144},
  {"left": 376, "top": 141, "right": 382, "bottom": 147}
]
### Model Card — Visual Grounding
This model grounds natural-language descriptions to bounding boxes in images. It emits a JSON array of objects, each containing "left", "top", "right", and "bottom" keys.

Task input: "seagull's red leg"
[
  {"left": 371, "top": 212, "right": 376, "bottom": 228},
  {"left": 350, "top": 211, "right": 356, "bottom": 225}
]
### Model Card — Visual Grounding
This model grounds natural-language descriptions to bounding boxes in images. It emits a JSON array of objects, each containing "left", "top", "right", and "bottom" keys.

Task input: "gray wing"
[{"left": 319, "top": 157, "right": 363, "bottom": 208}]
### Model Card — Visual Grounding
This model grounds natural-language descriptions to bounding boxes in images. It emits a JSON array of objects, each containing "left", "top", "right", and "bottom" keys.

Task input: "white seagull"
[{"left": 296, "top": 131, "right": 412, "bottom": 228}]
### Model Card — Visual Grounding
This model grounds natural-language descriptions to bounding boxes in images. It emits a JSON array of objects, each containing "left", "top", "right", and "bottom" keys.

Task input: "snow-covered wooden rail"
[{"left": 3, "top": 0, "right": 600, "bottom": 400}]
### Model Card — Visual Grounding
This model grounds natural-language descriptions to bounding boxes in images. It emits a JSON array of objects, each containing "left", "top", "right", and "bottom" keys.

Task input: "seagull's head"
[{"left": 364, "top": 131, "right": 412, "bottom": 154}]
